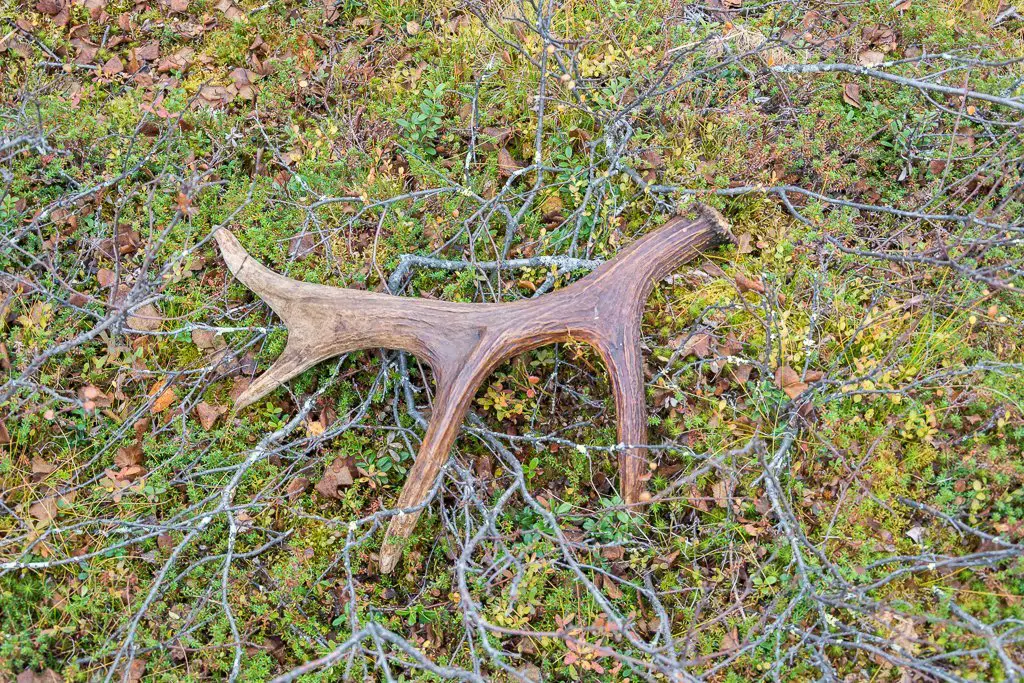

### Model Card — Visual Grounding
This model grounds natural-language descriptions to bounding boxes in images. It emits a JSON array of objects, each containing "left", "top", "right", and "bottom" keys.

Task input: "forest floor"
[{"left": 2, "top": 0, "right": 1024, "bottom": 680}]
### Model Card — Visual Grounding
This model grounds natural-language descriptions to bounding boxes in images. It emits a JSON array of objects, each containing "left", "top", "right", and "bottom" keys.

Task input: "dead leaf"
[
  {"left": 97, "top": 268, "right": 116, "bottom": 287},
  {"left": 735, "top": 273, "right": 765, "bottom": 294},
  {"left": 315, "top": 458, "right": 354, "bottom": 499},
  {"left": 31, "top": 456, "right": 57, "bottom": 477},
  {"left": 198, "top": 84, "right": 235, "bottom": 108},
  {"left": 215, "top": 0, "right": 245, "bottom": 21},
  {"left": 286, "top": 477, "right": 310, "bottom": 501},
  {"left": 711, "top": 479, "right": 730, "bottom": 508},
  {"left": 127, "top": 302, "right": 163, "bottom": 332},
  {"left": 774, "top": 366, "right": 809, "bottom": 400},
  {"left": 475, "top": 453, "right": 494, "bottom": 480},
  {"left": 736, "top": 233, "right": 754, "bottom": 254},
  {"left": 730, "top": 362, "right": 753, "bottom": 385},
  {"left": 478, "top": 127, "right": 512, "bottom": 151},
  {"left": 322, "top": 0, "right": 339, "bottom": 23},
  {"left": 149, "top": 381, "right": 177, "bottom": 414},
  {"left": 192, "top": 329, "right": 226, "bottom": 351},
  {"left": 229, "top": 67, "right": 259, "bottom": 100},
  {"left": 842, "top": 82, "right": 861, "bottom": 108},
  {"left": 115, "top": 445, "right": 143, "bottom": 468},
  {"left": 0, "top": 419, "right": 11, "bottom": 445},
  {"left": 858, "top": 49, "right": 884, "bottom": 67},
  {"left": 169, "top": 0, "right": 188, "bottom": 12},
  {"left": 17, "top": 669, "right": 61, "bottom": 683},
  {"left": 498, "top": 148, "right": 524, "bottom": 179},
  {"left": 195, "top": 401, "right": 227, "bottom": 429},
  {"left": 405, "top": 20, "right": 421, "bottom": 35},
  {"left": 157, "top": 47, "right": 193, "bottom": 73},
  {"left": 36, "top": 0, "right": 69, "bottom": 22},
  {"left": 680, "top": 332, "right": 712, "bottom": 358},
  {"left": 30, "top": 498, "right": 58, "bottom": 524},
  {"left": 288, "top": 232, "right": 315, "bottom": 259},
  {"left": 602, "top": 574, "right": 623, "bottom": 599},
  {"left": 102, "top": 55, "right": 125, "bottom": 76},
  {"left": 228, "top": 377, "right": 251, "bottom": 403},
  {"left": 127, "top": 659, "right": 146, "bottom": 683},
  {"left": 601, "top": 545, "right": 625, "bottom": 561},
  {"left": 79, "top": 384, "right": 113, "bottom": 411},
  {"left": 133, "top": 40, "right": 159, "bottom": 62},
  {"left": 721, "top": 627, "right": 740, "bottom": 651}
]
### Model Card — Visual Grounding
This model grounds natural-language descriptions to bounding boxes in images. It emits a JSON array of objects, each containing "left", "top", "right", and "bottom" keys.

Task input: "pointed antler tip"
[{"left": 213, "top": 227, "right": 247, "bottom": 276}]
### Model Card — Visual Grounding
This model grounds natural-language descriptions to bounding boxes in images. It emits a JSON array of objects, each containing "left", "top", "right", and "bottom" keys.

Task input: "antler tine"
[{"left": 215, "top": 228, "right": 336, "bottom": 410}]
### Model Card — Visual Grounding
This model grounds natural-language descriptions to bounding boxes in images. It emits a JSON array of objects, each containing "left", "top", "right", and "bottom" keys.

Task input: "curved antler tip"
[
  {"left": 379, "top": 545, "right": 401, "bottom": 574},
  {"left": 213, "top": 227, "right": 247, "bottom": 277},
  {"left": 692, "top": 203, "right": 737, "bottom": 245}
]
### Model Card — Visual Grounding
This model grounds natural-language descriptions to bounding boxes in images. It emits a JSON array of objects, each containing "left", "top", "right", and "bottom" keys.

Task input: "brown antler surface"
[{"left": 215, "top": 204, "right": 733, "bottom": 573}]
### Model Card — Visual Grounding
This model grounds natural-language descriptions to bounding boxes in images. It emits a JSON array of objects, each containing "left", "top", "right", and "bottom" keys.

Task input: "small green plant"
[
  {"left": 581, "top": 496, "right": 636, "bottom": 543},
  {"left": 396, "top": 82, "right": 447, "bottom": 152}
]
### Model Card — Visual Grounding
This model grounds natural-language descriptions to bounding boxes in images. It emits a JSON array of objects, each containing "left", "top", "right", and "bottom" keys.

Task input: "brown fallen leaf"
[
  {"left": 127, "top": 302, "right": 163, "bottom": 332},
  {"left": 322, "top": 0, "right": 339, "bottom": 23},
  {"left": 602, "top": 573, "right": 624, "bottom": 599},
  {"left": 127, "top": 659, "right": 146, "bottom": 683},
  {"left": 314, "top": 458, "right": 354, "bottom": 499},
  {"left": 31, "top": 456, "right": 57, "bottom": 478},
  {"left": 858, "top": 49, "right": 884, "bottom": 67},
  {"left": 842, "top": 82, "right": 862, "bottom": 108},
  {"left": 84, "top": 0, "right": 106, "bottom": 20},
  {"left": 102, "top": 55, "right": 124, "bottom": 76},
  {"left": 680, "top": 332, "right": 712, "bottom": 358},
  {"left": 0, "top": 419, "right": 10, "bottom": 445},
  {"left": 601, "top": 545, "right": 624, "bottom": 561},
  {"left": 149, "top": 381, "right": 177, "bottom": 414},
  {"left": 97, "top": 268, "right": 116, "bottom": 288},
  {"left": 36, "top": 0, "right": 65, "bottom": 15},
  {"left": 721, "top": 627, "right": 740, "bottom": 651},
  {"left": 478, "top": 126, "right": 513, "bottom": 151},
  {"left": 735, "top": 273, "right": 765, "bottom": 294},
  {"left": 286, "top": 477, "right": 310, "bottom": 502},
  {"left": 157, "top": 47, "right": 194, "bottom": 73},
  {"left": 198, "top": 84, "right": 235, "bottom": 108},
  {"left": 30, "top": 498, "right": 59, "bottom": 524},
  {"left": 730, "top": 362, "right": 753, "bottom": 385},
  {"left": 288, "top": 232, "right": 315, "bottom": 259},
  {"left": 133, "top": 40, "right": 159, "bottom": 62},
  {"left": 169, "top": 0, "right": 188, "bottom": 12},
  {"left": 229, "top": 67, "right": 259, "bottom": 100},
  {"left": 774, "top": 365, "right": 808, "bottom": 400},
  {"left": 115, "top": 444, "right": 143, "bottom": 468},
  {"left": 736, "top": 232, "right": 754, "bottom": 254},
  {"left": 79, "top": 384, "right": 113, "bottom": 411},
  {"left": 215, "top": 0, "right": 245, "bottom": 21},
  {"left": 17, "top": 668, "right": 62, "bottom": 683},
  {"left": 195, "top": 401, "right": 227, "bottom": 430},
  {"left": 498, "top": 148, "right": 524, "bottom": 179},
  {"left": 711, "top": 479, "right": 730, "bottom": 508},
  {"left": 37, "top": 0, "right": 70, "bottom": 23}
]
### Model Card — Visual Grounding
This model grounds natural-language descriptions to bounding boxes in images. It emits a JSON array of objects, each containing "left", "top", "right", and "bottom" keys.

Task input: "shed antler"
[{"left": 215, "top": 205, "right": 734, "bottom": 573}]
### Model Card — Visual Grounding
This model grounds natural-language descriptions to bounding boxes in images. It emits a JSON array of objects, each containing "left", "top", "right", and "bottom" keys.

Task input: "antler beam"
[{"left": 215, "top": 205, "right": 734, "bottom": 573}]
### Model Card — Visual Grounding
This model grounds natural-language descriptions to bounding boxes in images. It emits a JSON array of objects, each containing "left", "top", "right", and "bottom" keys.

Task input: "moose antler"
[{"left": 215, "top": 204, "right": 733, "bottom": 573}]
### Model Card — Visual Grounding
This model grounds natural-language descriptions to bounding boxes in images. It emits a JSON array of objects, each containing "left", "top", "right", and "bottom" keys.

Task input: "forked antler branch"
[{"left": 215, "top": 205, "right": 734, "bottom": 573}]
